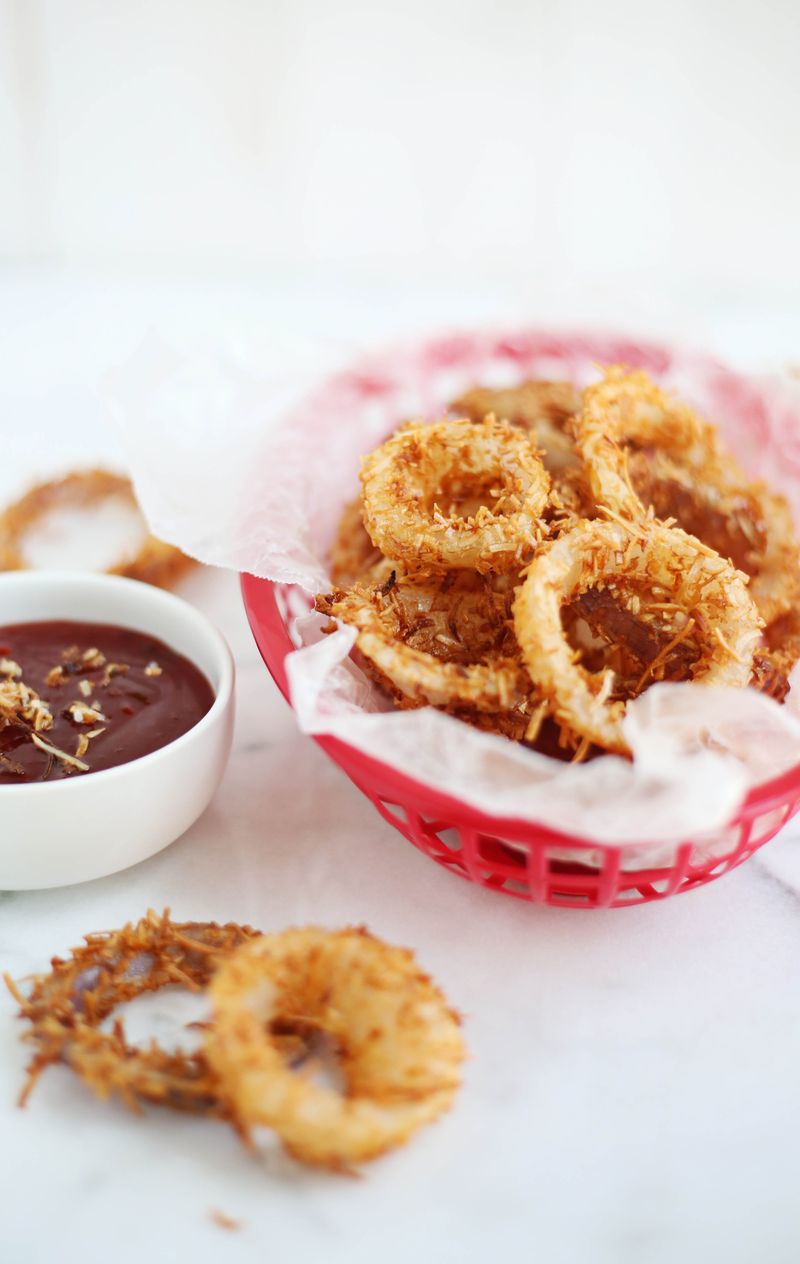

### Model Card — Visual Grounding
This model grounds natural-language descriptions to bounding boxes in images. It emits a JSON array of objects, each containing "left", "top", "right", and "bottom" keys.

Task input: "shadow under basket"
[{"left": 241, "top": 574, "right": 800, "bottom": 910}]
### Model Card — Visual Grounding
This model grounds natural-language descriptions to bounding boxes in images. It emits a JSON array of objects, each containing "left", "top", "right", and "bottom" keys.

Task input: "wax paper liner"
[{"left": 108, "top": 328, "right": 800, "bottom": 851}]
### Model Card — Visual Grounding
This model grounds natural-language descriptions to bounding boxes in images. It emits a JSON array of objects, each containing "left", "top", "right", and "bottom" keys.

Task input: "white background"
[{"left": 1, "top": 0, "right": 799, "bottom": 305}]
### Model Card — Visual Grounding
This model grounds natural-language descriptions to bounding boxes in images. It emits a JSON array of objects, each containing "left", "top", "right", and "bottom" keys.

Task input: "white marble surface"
[{"left": 3, "top": 273, "right": 800, "bottom": 1264}]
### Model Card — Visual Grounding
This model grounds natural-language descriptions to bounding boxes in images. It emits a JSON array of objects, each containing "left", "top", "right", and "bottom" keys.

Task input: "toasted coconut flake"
[
  {"left": 30, "top": 732, "right": 89, "bottom": 772},
  {"left": 66, "top": 701, "right": 107, "bottom": 725},
  {"left": 0, "top": 752, "right": 26, "bottom": 775},
  {"left": 0, "top": 658, "right": 21, "bottom": 677},
  {"left": 78, "top": 678, "right": 94, "bottom": 697},
  {"left": 99, "top": 662, "right": 129, "bottom": 687},
  {"left": 0, "top": 677, "right": 53, "bottom": 733},
  {"left": 81, "top": 647, "right": 107, "bottom": 669},
  {"left": 144, "top": 661, "right": 163, "bottom": 677},
  {"left": 210, "top": 1210, "right": 242, "bottom": 1232}
]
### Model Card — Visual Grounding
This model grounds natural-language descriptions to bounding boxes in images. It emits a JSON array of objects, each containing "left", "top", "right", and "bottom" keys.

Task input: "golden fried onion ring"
[
  {"left": 360, "top": 416, "right": 550, "bottom": 574},
  {"left": 5, "top": 910, "right": 257, "bottom": 1113},
  {"left": 752, "top": 605, "right": 800, "bottom": 702},
  {"left": 576, "top": 367, "right": 721, "bottom": 517},
  {"left": 318, "top": 568, "right": 532, "bottom": 714},
  {"left": 452, "top": 380, "right": 581, "bottom": 475},
  {"left": 576, "top": 367, "right": 800, "bottom": 623},
  {"left": 205, "top": 927, "right": 465, "bottom": 1168},
  {"left": 329, "top": 495, "right": 383, "bottom": 588},
  {"left": 513, "top": 518, "right": 763, "bottom": 754},
  {"left": 0, "top": 469, "right": 194, "bottom": 589}
]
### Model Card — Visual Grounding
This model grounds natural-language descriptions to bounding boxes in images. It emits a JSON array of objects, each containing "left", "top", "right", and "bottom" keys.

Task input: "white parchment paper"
[{"left": 108, "top": 329, "right": 800, "bottom": 847}]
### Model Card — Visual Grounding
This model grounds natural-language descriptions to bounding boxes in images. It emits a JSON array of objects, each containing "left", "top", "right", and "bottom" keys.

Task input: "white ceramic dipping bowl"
[{"left": 0, "top": 571, "right": 234, "bottom": 889}]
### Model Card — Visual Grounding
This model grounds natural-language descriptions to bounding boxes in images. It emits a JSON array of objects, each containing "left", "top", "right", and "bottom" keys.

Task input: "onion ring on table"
[
  {"left": 451, "top": 380, "right": 581, "bottom": 475},
  {"left": 360, "top": 416, "right": 551, "bottom": 574},
  {"left": 513, "top": 518, "right": 763, "bottom": 755},
  {"left": 204, "top": 926, "right": 465, "bottom": 1168},
  {"left": 0, "top": 469, "right": 195, "bottom": 589},
  {"left": 575, "top": 367, "right": 800, "bottom": 623},
  {"left": 5, "top": 910, "right": 258, "bottom": 1114},
  {"left": 316, "top": 567, "right": 534, "bottom": 715}
]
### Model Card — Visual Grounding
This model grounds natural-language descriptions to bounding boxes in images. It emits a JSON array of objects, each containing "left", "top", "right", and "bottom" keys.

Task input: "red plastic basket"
[
  {"left": 239, "top": 328, "right": 800, "bottom": 908},
  {"left": 242, "top": 574, "right": 800, "bottom": 910}
]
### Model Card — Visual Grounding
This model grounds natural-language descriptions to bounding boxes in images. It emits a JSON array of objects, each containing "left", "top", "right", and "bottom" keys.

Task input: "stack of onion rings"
[
  {"left": 318, "top": 568, "right": 531, "bottom": 718},
  {"left": 320, "top": 365, "right": 798, "bottom": 759}
]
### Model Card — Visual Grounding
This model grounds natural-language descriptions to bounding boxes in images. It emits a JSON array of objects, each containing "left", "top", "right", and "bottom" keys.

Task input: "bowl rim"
[{"left": 0, "top": 569, "right": 234, "bottom": 795}]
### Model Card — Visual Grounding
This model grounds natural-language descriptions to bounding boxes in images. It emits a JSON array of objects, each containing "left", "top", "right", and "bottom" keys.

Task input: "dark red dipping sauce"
[{"left": 0, "top": 621, "right": 214, "bottom": 784}]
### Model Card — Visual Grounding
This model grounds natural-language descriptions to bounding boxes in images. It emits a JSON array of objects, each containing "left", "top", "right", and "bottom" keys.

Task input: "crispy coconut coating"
[
  {"left": 323, "top": 365, "right": 799, "bottom": 756},
  {"left": 329, "top": 495, "right": 383, "bottom": 588},
  {"left": 317, "top": 568, "right": 533, "bottom": 714},
  {"left": 576, "top": 367, "right": 800, "bottom": 623},
  {"left": 452, "top": 380, "right": 581, "bottom": 475},
  {"left": 752, "top": 606, "right": 800, "bottom": 702},
  {"left": 5, "top": 910, "right": 258, "bottom": 1114},
  {"left": 513, "top": 518, "right": 762, "bottom": 754},
  {"left": 8, "top": 916, "right": 466, "bottom": 1173},
  {"left": 576, "top": 367, "right": 721, "bottom": 515},
  {"left": 0, "top": 469, "right": 195, "bottom": 589},
  {"left": 204, "top": 926, "right": 465, "bottom": 1169},
  {"left": 360, "top": 416, "right": 551, "bottom": 575}
]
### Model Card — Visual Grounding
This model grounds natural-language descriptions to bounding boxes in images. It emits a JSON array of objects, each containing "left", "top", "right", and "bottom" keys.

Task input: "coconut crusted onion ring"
[
  {"left": 452, "top": 380, "right": 581, "bottom": 475},
  {"left": 575, "top": 366, "right": 721, "bottom": 518},
  {"left": 5, "top": 910, "right": 257, "bottom": 1113},
  {"left": 576, "top": 367, "right": 800, "bottom": 623},
  {"left": 317, "top": 567, "right": 532, "bottom": 715},
  {"left": 360, "top": 416, "right": 550, "bottom": 574},
  {"left": 0, "top": 469, "right": 194, "bottom": 589},
  {"left": 513, "top": 518, "right": 763, "bottom": 754},
  {"left": 204, "top": 927, "right": 465, "bottom": 1169},
  {"left": 329, "top": 495, "right": 383, "bottom": 588},
  {"left": 627, "top": 447, "right": 800, "bottom": 625}
]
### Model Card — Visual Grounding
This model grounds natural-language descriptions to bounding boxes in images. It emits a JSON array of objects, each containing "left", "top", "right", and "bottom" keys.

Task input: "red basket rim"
[{"left": 240, "top": 571, "right": 800, "bottom": 849}]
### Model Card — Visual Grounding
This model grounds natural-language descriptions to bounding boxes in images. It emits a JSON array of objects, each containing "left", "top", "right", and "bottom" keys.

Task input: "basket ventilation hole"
[
  {"left": 378, "top": 800, "right": 406, "bottom": 822},
  {"left": 427, "top": 827, "right": 462, "bottom": 853}
]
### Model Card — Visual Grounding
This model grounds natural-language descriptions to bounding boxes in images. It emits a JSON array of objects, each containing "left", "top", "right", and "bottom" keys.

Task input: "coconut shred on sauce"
[{"left": 0, "top": 620, "right": 214, "bottom": 784}]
